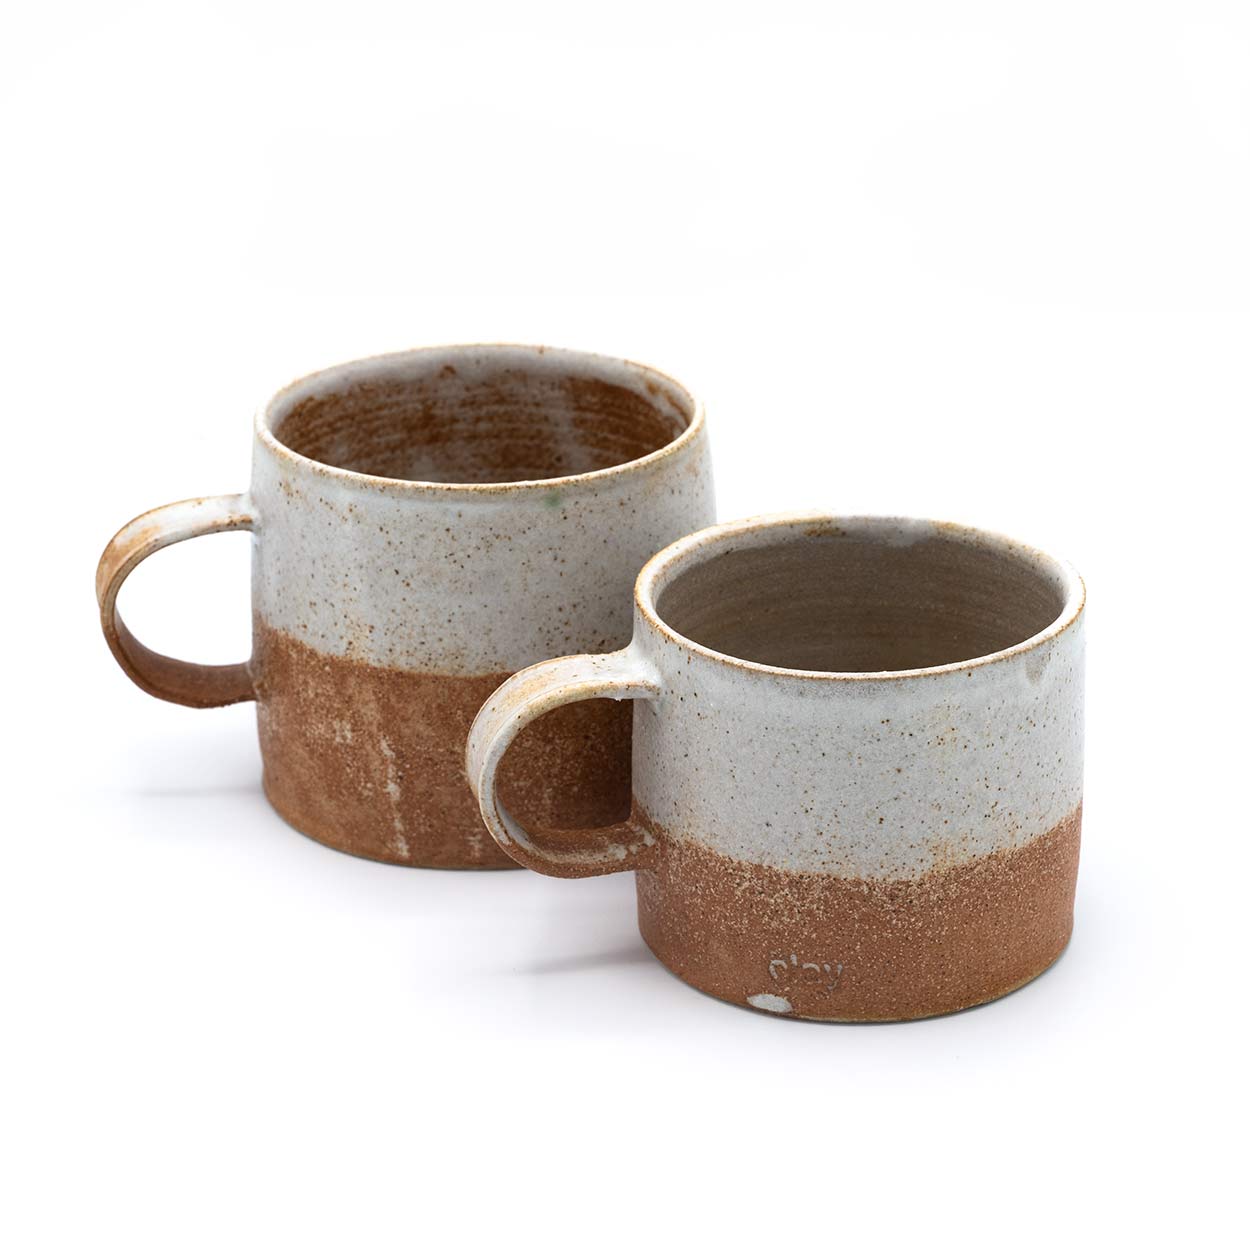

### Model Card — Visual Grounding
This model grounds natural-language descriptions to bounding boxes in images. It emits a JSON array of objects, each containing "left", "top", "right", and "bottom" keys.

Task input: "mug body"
[
  {"left": 249, "top": 346, "right": 713, "bottom": 866},
  {"left": 626, "top": 515, "right": 1084, "bottom": 1020}
]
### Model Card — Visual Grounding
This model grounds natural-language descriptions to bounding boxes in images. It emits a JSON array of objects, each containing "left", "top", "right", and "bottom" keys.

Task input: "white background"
[{"left": 3, "top": 3, "right": 1246, "bottom": 1246}]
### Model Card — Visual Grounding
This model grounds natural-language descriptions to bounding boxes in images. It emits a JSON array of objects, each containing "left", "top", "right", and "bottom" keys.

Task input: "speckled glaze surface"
[
  {"left": 468, "top": 513, "right": 1085, "bottom": 1019},
  {"left": 97, "top": 345, "right": 714, "bottom": 867}
]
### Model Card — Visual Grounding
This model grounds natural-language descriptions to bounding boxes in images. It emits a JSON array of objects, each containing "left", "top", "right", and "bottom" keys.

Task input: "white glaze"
[
  {"left": 469, "top": 513, "right": 1085, "bottom": 882},
  {"left": 746, "top": 994, "right": 793, "bottom": 1014},
  {"left": 628, "top": 515, "right": 1084, "bottom": 879},
  {"left": 250, "top": 346, "right": 714, "bottom": 674}
]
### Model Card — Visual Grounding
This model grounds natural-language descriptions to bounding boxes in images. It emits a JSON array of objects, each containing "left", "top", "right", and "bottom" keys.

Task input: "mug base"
[
  {"left": 642, "top": 928, "right": 1073, "bottom": 1022},
  {"left": 262, "top": 773, "right": 519, "bottom": 869}
]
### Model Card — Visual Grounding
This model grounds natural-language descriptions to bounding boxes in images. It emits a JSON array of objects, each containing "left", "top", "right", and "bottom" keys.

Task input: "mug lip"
[
  {"left": 634, "top": 511, "right": 1086, "bottom": 682},
  {"left": 253, "top": 343, "right": 705, "bottom": 495}
]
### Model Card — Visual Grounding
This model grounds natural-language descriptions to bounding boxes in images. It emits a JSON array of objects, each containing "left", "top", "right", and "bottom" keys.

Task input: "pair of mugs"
[{"left": 97, "top": 345, "right": 1085, "bottom": 1021}]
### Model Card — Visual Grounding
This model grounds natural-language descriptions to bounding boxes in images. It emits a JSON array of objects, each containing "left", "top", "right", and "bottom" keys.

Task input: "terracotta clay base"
[
  {"left": 254, "top": 624, "right": 631, "bottom": 868},
  {"left": 635, "top": 805, "right": 1082, "bottom": 1021}
]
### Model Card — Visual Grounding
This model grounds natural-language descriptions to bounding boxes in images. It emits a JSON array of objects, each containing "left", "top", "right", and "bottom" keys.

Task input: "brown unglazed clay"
[
  {"left": 97, "top": 346, "right": 713, "bottom": 867},
  {"left": 635, "top": 805, "right": 1081, "bottom": 1021},
  {"left": 255, "top": 624, "right": 630, "bottom": 867}
]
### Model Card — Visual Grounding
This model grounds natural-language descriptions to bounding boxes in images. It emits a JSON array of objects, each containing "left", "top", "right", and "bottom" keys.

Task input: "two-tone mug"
[
  {"left": 468, "top": 513, "right": 1084, "bottom": 1019},
  {"left": 97, "top": 345, "right": 714, "bottom": 867}
]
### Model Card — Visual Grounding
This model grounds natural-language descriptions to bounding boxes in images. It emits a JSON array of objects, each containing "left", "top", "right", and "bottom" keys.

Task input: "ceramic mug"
[
  {"left": 468, "top": 513, "right": 1085, "bottom": 1019},
  {"left": 97, "top": 345, "right": 714, "bottom": 867}
]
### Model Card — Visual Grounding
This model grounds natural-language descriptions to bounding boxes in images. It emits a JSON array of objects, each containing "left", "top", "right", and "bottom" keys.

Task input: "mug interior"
[
  {"left": 265, "top": 346, "right": 695, "bottom": 484},
  {"left": 650, "top": 518, "right": 1077, "bottom": 673}
]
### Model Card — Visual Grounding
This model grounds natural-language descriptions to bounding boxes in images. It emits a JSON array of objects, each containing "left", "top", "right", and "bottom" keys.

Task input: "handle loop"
[
  {"left": 96, "top": 494, "right": 257, "bottom": 708},
  {"left": 466, "top": 647, "right": 662, "bottom": 878}
]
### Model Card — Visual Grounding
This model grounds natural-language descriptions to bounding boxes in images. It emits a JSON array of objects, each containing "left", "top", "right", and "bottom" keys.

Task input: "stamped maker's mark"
[
  {"left": 747, "top": 953, "right": 845, "bottom": 1014},
  {"left": 768, "top": 952, "right": 844, "bottom": 996}
]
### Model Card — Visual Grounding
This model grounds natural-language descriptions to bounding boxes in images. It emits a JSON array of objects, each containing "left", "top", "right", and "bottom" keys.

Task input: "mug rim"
[
  {"left": 634, "top": 511, "right": 1086, "bottom": 683},
  {"left": 253, "top": 343, "right": 706, "bottom": 495}
]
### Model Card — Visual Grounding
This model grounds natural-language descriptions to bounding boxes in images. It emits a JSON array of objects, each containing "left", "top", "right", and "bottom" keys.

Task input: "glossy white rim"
[
  {"left": 635, "top": 511, "right": 1085, "bottom": 682},
  {"left": 255, "top": 343, "right": 705, "bottom": 495}
]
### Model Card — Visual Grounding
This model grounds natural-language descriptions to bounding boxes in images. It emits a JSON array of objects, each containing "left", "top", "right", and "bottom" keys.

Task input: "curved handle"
[
  {"left": 466, "top": 647, "right": 663, "bottom": 878},
  {"left": 96, "top": 494, "right": 257, "bottom": 708}
]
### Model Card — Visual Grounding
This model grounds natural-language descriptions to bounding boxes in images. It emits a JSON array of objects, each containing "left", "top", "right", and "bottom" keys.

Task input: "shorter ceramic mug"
[
  {"left": 468, "top": 513, "right": 1085, "bottom": 1020},
  {"left": 97, "top": 345, "right": 713, "bottom": 868}
]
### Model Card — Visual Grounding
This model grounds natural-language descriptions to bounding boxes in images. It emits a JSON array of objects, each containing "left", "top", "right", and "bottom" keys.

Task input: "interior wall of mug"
[
  {"left": 650, "top": 517, "right": 1077, "bottom": 673},
  {"left": 262, "top": 346, "right": 696, "bottom": 484}
]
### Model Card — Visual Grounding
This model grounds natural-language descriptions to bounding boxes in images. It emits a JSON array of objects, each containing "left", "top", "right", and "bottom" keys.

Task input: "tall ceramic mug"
[
  {"left": 97, "top": 346, "right": 714, "bottom": 868},
  {"left": 468, "top": 514, "right": 1085, "bottom": 1019}
]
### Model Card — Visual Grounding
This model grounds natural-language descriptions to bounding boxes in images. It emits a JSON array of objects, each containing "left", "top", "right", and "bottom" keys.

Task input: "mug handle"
[
  {"left": 96, "top": 494, "right": 257, "bottom": 708},
  {"left": 466, "top": 647, "right": 663, "bottom": 878}
]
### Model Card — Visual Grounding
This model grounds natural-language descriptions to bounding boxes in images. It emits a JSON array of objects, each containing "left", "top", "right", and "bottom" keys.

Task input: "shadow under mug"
[
  {"left": 97, "top": 345, "right": 715, "bottom": 868},
  {"left": 468, "top": 513, "right": 1085, "bottom": 1020}
]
